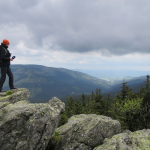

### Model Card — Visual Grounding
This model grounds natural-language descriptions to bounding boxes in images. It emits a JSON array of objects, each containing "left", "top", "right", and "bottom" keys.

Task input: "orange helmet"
[{"left": 3, "top": 39, "right": 9, "bottom": 45}]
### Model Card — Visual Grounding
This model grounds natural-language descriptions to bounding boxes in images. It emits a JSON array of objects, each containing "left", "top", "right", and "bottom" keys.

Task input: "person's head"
[{"left": 2, "top": 39, "right": 10, "bottom": 47}]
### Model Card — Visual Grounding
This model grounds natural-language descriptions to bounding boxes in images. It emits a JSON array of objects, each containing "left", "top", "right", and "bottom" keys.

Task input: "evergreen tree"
[
  {"left": 144, "top": 75, "right": 150, "bottom": 93},
  {"left": 94, "top": 88, "right": 105, "bottom": 115},
  {"left": 112, "top": 94, "right": 121, "bottom": 119},
  {"left": 74, "top": 98, "right": 82, "bottom": 115},
  {"left": 120, "top": 79, "right": 135, "bottom": 128},
  {"left": 137, "top": 84, "right": 146, "bottom": 98},
  {"left": 112, "top": 93, "right": 129, "bottom": 131},
  {"left": 65, "top": 97, "right": 71, "bottom": 117},
  {"left": 81, "top": 93, "right": 86, "bottom": 107},
  {"left": 57, "top": 113, "right": 68, "bottom": 127},
  {"left": 98, "top": 88, "right": 101, "bottom": 97},
  {"left": 116, "top": 96, "right": 144, "bottom": 132},
  {"left": 120, "top": 79, "right": 130, "bottom": 105},
  {"left": 112, "top": 76, "right": 150, "bottom": 131},
  {"left": 104, "top": 93, "right": 111, "bottom": 117},
  {"left": 93, "top": 92, "right": 96, "bottom": 114},
  {"left": 65, "top": 96, "right": 75, "bottom": 118},
  {"left": 92, "top": 91, "right": 94, "bottom": 101},
  {"left": 87, "top": 96, "right": 91, "bottom": 114},
  {"left": 139, "top": 75, "right": 150, "bottom": 129},
  {"left": 88, "top": 94, "right": 96, "bottom": 114},
  {"left": 94, "top": 88, "right": 103, "bottom": 103},
  {"left": 126, "top": 88, "right": 135, "bottom": 100}
]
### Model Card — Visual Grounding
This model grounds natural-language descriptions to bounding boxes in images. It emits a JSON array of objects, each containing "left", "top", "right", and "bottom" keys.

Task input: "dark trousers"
[{"left": 0, "top": 65, "right": 14, "bottom": 90}]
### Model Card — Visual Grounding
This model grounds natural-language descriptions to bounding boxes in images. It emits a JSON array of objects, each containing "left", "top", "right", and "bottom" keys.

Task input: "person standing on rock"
[{"left": 0, "top": 39, "right": 17, "bottom": 92}]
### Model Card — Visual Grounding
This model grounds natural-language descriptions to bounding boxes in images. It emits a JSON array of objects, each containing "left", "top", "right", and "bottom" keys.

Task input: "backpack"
[{"left": 0, "top": 46, "right": 7, "bottom": 61}]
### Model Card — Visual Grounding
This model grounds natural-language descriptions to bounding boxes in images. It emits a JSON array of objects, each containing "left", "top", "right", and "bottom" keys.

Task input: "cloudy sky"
[{"left": 0, "top": 0, "right": 150, "bottom": 71}]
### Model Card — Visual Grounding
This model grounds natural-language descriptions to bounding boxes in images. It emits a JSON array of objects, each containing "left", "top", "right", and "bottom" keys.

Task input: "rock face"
[
  {"left": 53, "top": 114, "right": 121, "bottom": 150},
  {"left": 51, "top": 114, "right": 150, "bottom": 150},
  {"left": 0, "top": 88, "right": 65, "bottom": 150},
  {"left": 94, "top": 129, "right": 150, "bottom": 150}
]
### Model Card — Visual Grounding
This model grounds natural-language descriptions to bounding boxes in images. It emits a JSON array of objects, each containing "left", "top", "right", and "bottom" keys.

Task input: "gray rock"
[
  {"left": 122, "top": 129, "right": 132, "bottom": 135},
  {"left": 0, "top": 88, "right": 65, "bottom": 150},
  {"left": 94, "top": 129, "right": 150, "bottom": 150},
  {"left": 0, "top": 88, "right": 30, "bottom": 109},
  {"left": 53, "top": 114, "right": 121, "bottom": 150}
]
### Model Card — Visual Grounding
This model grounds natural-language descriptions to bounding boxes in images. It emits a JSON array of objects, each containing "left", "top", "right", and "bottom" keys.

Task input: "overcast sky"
[{"left": 0, "top": 0, "right": 150, "bottom": 71}]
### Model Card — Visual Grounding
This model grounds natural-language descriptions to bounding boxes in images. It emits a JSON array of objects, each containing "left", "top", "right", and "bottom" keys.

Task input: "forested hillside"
[
  {"left": 58, "top": 75, "right": 150, "bottom": 133},
  {"left": 1, "top": 64, "right": 149, "bottom": 105},
  {"left": 2, "top": 64, "right": 111, "bottom": 102}
]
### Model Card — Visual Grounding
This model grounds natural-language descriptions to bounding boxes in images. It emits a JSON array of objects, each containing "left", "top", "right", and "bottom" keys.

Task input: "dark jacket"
[{"left": 0, "top": 43, "right": 11, "bottom": 67}]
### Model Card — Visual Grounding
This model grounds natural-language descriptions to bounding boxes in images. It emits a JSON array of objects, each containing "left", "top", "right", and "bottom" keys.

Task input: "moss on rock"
[
  {"left": 4, "top": 90, "right": 15, "bottom": 97},
  {"left": 46, "top": 131, "right": 62, "bottom": 150}
]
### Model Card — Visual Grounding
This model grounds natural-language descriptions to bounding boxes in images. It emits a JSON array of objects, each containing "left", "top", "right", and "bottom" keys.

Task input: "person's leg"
[
  {"left": 7, "top": 65, "right": 14, "bottom": 89},
  {"left": 0, "top": 67, "right": 7, "bottom": 90}
]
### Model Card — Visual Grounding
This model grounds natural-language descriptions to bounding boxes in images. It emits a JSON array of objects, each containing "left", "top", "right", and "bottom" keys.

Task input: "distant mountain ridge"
[
  {"left": 1, "top": 64, "right": 149, "bottom": 103},
  {"left": 73, "top": 69, "right": 150, "bottom": 79},
  {"left": 1, "top": 64, "right": 111, "bottom": 103}
]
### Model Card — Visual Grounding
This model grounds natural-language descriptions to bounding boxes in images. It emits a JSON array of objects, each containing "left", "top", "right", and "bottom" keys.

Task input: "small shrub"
[{"left": 46, "top": 131, "right": 62, "bottom": 150}]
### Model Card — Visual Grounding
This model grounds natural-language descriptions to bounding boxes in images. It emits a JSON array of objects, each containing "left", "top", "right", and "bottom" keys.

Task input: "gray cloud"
[{"left": 0, "top": 0, "right": 150, "bottom": 56}]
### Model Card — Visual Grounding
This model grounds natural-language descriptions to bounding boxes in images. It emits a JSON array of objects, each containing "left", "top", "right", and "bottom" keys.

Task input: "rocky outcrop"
[
  {"left": 93, "top": 129, "right": 150, "bottom": 150},
  {"left": 0, "top": 88, "right": 30, "bottom": 109},
  {"left": 53, "top": 114, "right": 121, "bottom": 150},
  {"left": 50, "top": 114, "right": 150, "bottom": 150},
  {"left": 0, "top": 88, "right": 65, "bottom": 150}
]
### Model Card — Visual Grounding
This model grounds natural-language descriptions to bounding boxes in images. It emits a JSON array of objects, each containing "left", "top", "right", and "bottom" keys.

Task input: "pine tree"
[
  {"left": 104, "top": 93, "right": 111, "bottom": 117},
  {"left": 139, "top": 75, "right": 150, "bottom": 129},
  {"left": 119, "top": 79, "right": 135, "bottom": 128},
  {"left": 116, "top": 96, "right": 144, "bottom": 132},
  {"left": 137, "top": 84, "right": 145, "bottom": 99},
  {"left": 81, "top": 93, "right": 86, "bottom": 107},
  {"left": 92, "top": 91, "right": 94, "bottom": 101},
  {"left": 120, "top": 79, "right": 130, "bottom": 105},
  {"left": 88, "top": 93, "right": 96, "bottom": 114},
  {"left": 144, "top": 75, "right": 150, "bottom": 93},
  {"left": 87, "top": 96, "right": 90, "bottom": 114},
  {"left": 94, "top": 88, "right": 105, "bottom": 115},
  {"left": 91, "top": 91, "right": 96, "bottom": 114},
  {"left": 65, "top": 96, "right": 75, "bottom": 118},
  {"left": 112, "top": 94, "right": 121, "bottom": 118},
  {"left": 74, "top": 98, "right": 82, "bottom": 115},
  {"left": 112, "top": 93, "right": 129, "bottom": 131},
  {"left": 126, "top": 88, "right": 136, "bottom": 100},
  {"left": 113, "top": 75, "right": 150, "bottom": 131},
  {"left": 57, "top": 113, "right": 68, "bottom": 127}
]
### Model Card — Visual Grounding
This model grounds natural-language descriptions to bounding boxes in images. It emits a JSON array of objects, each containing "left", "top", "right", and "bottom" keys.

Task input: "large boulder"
[
  {"left": 53, "top": 114, "right": 121, "bottom": 150},
  {"left": 94, "top": 129, "right": 150, "bottom": 150},
  {"left": 0, "top": 88, "right": 65, "bottom": 150}
]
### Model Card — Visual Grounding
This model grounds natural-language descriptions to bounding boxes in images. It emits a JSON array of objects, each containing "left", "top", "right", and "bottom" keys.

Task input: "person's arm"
[{"left": 0, "top": 48, "right": 10, "bottom": 60}]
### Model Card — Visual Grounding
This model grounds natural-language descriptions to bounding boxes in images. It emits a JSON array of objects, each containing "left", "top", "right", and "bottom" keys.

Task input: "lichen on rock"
[
  {"left": 53, "top": 114, "right": 121, "bottom": 150},
  {"left": 94, "top": 129, "right": 150, "bottom": 150},
  {"left": 0, "top": 88, "right": 65, "bottom": 150}
]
